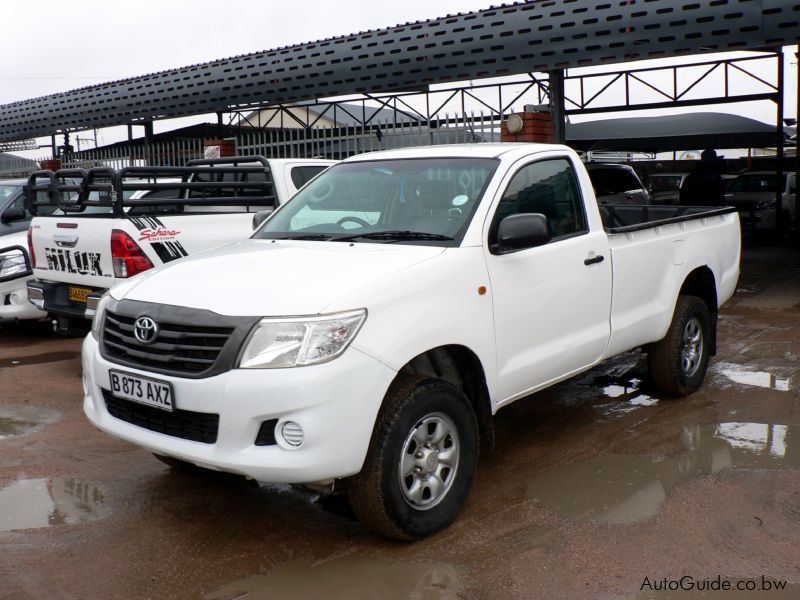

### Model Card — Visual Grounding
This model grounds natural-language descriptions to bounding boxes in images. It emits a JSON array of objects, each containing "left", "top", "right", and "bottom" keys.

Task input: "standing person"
[{"left": 679, "top": 149, "right": 726, "bottom": 206}]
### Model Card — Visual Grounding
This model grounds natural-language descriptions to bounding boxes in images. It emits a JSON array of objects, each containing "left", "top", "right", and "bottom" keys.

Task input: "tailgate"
[
  {"left": 31, "top": 213, "right": 255, "bottom": 288},
  {"left": 125, "top": 212, "right": 253, "bottom": 264},
  {"left": 30, "top": 216, "right": 116, "bottom": 288}
]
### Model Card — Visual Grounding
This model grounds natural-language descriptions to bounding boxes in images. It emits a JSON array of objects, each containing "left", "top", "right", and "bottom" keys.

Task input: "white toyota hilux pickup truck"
[
  {"left": 82, "top": 144, "right": 741, "bottom": 540},
  {"left": 26, "top": 156, "right": 334, "bottom": 335}
]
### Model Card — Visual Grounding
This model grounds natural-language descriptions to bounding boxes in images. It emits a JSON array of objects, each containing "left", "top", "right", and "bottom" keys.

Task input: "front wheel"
[
  {"left": 648, "top": 295, "right": 712, "bottom": 397},
  {"left": 347, "top": 376, "right": 479, "bottom": 541}
]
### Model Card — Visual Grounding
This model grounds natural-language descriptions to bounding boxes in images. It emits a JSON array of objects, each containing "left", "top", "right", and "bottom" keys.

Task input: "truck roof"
[{"left": 343, "top": 143, "right": 572, "bottom": 162}]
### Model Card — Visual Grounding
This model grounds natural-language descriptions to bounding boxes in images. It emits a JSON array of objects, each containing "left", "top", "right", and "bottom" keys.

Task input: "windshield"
[
  {"left": 729, "top": 174, "right": 785, "bottom": 193},
  {"left": 254, "top": 158, "right": 498, "bottom": 245}
]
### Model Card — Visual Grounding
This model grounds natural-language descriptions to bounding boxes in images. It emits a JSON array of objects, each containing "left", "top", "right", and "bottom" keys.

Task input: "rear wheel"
[
  {"left": 648, "top": 295, "right": 711, "bottom": 397},
  {"left": 347, "top": 376, "right": 479, "bottom": 541}
]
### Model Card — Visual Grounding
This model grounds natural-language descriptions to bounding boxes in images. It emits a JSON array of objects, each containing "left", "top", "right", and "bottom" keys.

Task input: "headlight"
[
  {"left": 0, "top": 251, "right": 28, "bottom": 278},
  {"left": 238, "top": 309, "right": 367, "bottom": 369},
  {"left": 91, "top": 293, "right": 112, "bottom": 340}
]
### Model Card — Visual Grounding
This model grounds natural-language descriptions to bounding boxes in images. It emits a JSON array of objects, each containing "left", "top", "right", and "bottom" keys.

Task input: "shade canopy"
[{"left": 566, "top": 113, "right": 787, "bottom": 152}]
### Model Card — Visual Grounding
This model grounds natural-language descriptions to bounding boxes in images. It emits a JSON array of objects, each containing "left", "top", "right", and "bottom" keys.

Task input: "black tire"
[
  {"left": 648, "top": 295, "right": 712, "bottom": 397},
  {"left": 347, "top": 376, "right": 479, "bottom": 541}
]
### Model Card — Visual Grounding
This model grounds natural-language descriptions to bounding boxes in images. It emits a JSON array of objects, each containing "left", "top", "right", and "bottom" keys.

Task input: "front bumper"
[
  {"left": 0, "top": 275, "right": 46, "bottom": 322},
  {"left": 738, "top": 209, "right": 776, "bottom": 231},
  {"left": 82, "top": 335, "right": 397, "bottom": 483}
]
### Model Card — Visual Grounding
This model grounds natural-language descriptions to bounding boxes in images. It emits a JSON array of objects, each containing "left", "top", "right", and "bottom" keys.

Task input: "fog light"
[
  {"left": 281, "top": 421, "right": 304, "bottom": 447},
  {"left": 9, "top": 292, "right": 22, "bottom": 305}
]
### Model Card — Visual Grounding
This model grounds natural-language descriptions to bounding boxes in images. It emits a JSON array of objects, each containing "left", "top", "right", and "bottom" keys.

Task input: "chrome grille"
[{"left": 102, "top": 310, "right": 234, "bottom": 375}]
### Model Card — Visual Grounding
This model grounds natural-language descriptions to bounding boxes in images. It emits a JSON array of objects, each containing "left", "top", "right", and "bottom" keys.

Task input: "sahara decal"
[
  {"left": 129, "top": 216, "right": 188, "bottom": 264},
  {"left": 138, "top": 227, "right": 181, "bottom": 243},
  {"left": 44, "top": 248, "right": 103, "bottom": 276}
]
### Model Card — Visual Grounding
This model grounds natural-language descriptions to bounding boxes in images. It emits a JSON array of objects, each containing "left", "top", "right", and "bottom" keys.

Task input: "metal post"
[
  {"left": 549, "top": 69, "right": 566, "bottom": 144},
  {"left": 776, "top": 49, "right": 784, "bottom": 238},
  {"left": 50, "top": 135, "right": 57, "bottom": 157},
  {"left": 796, "top": 47, "right": 800, "bottom": 238}
]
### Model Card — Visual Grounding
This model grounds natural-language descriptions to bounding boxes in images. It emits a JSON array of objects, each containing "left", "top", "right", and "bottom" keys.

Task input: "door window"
[{"left": 490, "top": 158, "right": 587, "bottom": 246}]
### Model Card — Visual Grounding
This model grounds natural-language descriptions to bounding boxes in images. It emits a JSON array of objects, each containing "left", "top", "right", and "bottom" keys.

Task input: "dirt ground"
[{"left": 1, "top": 245, "right": 798, "bottom": 600}]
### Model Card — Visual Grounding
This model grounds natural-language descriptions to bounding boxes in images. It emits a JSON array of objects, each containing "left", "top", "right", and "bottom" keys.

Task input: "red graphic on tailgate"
[{"left": 138, "top": 227, "right": 180, "bottom": 243}]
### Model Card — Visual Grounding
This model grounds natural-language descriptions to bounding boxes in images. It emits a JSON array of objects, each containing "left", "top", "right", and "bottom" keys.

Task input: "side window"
[
  {"left": 290, "top": 166, "right": 328, "bottom": 190},
  {"left": 490, "top": 158, "right": 586, "bottom": 245},
  {"left": 10, "top": 193, "right": 31, "bottom": 219}
]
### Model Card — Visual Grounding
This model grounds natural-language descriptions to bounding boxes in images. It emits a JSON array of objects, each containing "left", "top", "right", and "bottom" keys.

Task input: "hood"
[
  {"left": 0, "top": 230, "right": 27, "bottom": 251},
  {"left": 114, "top": 239, "right": 445, "bottom": 316}
]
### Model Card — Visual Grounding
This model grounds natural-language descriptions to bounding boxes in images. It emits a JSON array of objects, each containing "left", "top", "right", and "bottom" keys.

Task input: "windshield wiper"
[
  {"left": 330, "top": 230, "right": 454, "bottom": 243},
  {"left": 274, "top": 233, "right": 334, "bottom": 241}
]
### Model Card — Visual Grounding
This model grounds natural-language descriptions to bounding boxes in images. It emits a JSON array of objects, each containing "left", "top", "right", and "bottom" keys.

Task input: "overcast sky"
[{"left": 0, "top": 0, "right": 494, "bottom": 103}]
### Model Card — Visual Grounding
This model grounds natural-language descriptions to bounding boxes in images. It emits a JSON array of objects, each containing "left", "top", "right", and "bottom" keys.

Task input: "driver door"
[{"left": 484, "top": 157, "right": 613, "bottom": 403}]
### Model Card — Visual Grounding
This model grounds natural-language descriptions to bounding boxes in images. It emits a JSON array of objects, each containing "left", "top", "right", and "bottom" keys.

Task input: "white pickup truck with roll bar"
[
  {"left": 24, "top": 156, "right": 334, "bottom": 335},
  {"left": 81, "top": 143, "right": 741, "bottom": 540}
]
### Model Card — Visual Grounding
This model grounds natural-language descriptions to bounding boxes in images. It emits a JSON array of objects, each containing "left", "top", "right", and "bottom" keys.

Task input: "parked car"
[
  {"left": 585, "top": 163, "right": 650, "bottom": 204},
  {"left": 648, "top": 173, "right": 688, "bottom": 205},
  {"left": 26, "top": 157, "right": 334, "bottom": 335},
  {"left": 82, "top": 143, "right": 740, "bottom": 540},
  {"left": 0, "top": 179, "right": 49, "bottom": 323},
  {"left": 724, "top": 171, "right": 797, "bottom": 233}
]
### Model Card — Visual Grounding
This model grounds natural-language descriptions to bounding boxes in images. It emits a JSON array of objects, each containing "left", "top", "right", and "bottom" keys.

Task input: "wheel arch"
[
  {"left": 394, "top": 345, "right": 494, "bottom": 452},
  {"left": 678, "top": 265, "right": 718, "bottom": 355}
]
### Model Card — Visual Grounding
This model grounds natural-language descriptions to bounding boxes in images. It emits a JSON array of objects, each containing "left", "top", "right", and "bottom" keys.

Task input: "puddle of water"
[
  {"left": 713, "top": 362, "right": 792, "bottom": 392},
  {"left": 203, "top": 557, "right": 465, "bottom": 600},
  {"left": 0, "top": 478, "right": 108, "bottom": 531},
  {"left": 588, "top": 374, "right": 659, "bottom": 420},
  {"left": 0, "top": 351, "right": 80, "bottom": 369},
  {"left": 0, "top": 406, "right": 61, "bottom": 440},
  {"left": 628, "top": 579, "right": 799, "bottom": 599},
  {"left": 526, "top": 422, "right": 800, "bottom": 525}
]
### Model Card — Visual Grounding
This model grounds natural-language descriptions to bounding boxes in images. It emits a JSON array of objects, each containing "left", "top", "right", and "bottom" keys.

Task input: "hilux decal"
[
  {"left": 44, "top": 248, "right": 103, "bottom": 276},
  {"left": 129, "top": 216, "right": 188, "bottom": 264}
]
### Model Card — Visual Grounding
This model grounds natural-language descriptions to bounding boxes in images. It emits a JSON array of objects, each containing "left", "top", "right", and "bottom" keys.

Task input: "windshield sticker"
[
  {"left": 138, "top": 227, "right": 181, "bottom": 243},
  {"left": 44, "top": 248, "right": 103, "bottom": 276}
]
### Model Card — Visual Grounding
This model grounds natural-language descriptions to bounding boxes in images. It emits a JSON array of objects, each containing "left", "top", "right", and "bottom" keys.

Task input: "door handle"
[
  {"left": 584, "top": 254, "right": 605, "bottom": 266},
  {"left": 53, "top": 233, "right": 79, "bottom": 248}
]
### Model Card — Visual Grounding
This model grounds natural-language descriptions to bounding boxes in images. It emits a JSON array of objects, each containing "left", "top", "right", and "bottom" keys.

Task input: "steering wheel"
[{"left": 337, "top": 216, "right": 370, "bottom": 228}]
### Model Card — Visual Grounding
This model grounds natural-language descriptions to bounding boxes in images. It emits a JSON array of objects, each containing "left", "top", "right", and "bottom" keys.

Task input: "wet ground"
[{"left": 0, "top": 245, "right": 798, "bottom": 600}]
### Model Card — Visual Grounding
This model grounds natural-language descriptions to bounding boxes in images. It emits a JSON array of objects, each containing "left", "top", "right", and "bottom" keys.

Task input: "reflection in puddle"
[
  {"left": 0, "top": 351, "right": 80, "bottom": 369},
  {"left": 526, "top": 423, "right": 800, "bottom": 525},
  {"left": 629, "top": 579, "right": 799, "bottom": 599},
  {"left": 713, "top": 362, "right": 792, "bottom": 391},
  {"left": 0, "top": 478, "right": 108, "bottom": 531},
  {"left": 0, "top": 406, "right": 61, "bottom": 439},
  {"left": 589, "top": 374, "right": 658, "bottom": 419},
  {"left": 204, "top": 557, "right": 465, "bottom": 600}
]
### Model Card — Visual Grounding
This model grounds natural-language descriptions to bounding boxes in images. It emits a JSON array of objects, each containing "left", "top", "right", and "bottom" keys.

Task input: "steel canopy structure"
[{"left": 1, "top": 0, "right": 800, "bottom": 143}]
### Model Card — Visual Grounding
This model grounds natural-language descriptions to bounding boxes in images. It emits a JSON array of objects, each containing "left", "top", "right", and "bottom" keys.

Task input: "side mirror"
[
  {"left": 252, "top": 209, "right": 272, "bottom": 230},
  {"left": 1, "top": 206, "right": 26, "bottom": 223},
  {"left": 496, "top": 213, "right": 551, "bottom": 252}
]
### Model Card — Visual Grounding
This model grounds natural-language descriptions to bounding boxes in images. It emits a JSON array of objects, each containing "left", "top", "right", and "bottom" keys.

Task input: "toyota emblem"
[{"left": 134, "top": 316, "right": 158, "bottom": 344}]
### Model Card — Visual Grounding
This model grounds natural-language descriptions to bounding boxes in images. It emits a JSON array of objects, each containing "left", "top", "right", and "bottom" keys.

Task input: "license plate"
[
  {"left": 109, "top": 370, "right": 174, "bottom": 412},
  {"left": 69, "top": 286, "right": 92, "bottom": 303}
]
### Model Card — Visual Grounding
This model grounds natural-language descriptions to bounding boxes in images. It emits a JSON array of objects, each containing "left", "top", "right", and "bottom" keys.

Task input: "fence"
[{"left": 0, "top": 111, "right": 501, "bottom": 176}]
